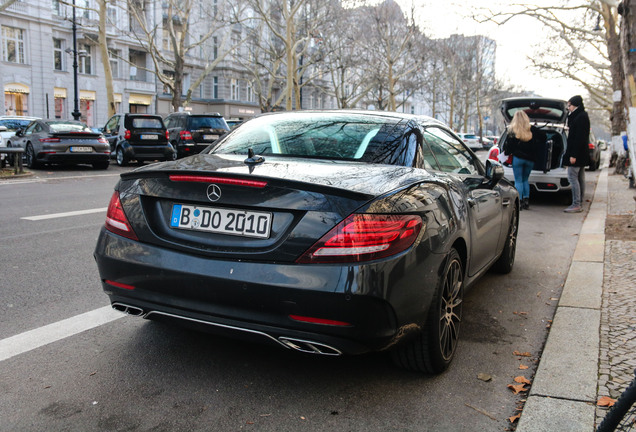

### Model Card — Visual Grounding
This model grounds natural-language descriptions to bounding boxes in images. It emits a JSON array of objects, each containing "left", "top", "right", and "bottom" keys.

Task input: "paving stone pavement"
[{"left": 596, "top": 172, "right": 636, "bottom": 428}]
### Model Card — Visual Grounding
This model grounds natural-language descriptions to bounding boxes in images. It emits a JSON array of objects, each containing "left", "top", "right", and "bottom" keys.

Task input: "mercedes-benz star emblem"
[{"left": 206, "top": 184, "right": 222, "bottom": 202}]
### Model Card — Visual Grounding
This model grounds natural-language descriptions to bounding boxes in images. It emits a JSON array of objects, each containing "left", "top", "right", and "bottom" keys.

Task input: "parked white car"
[
  {"left": 456, "top": 133, "right": 483, "bottom": 151},
  {"left": 0, "top": 116, "right": 39, "bottom": 167}
]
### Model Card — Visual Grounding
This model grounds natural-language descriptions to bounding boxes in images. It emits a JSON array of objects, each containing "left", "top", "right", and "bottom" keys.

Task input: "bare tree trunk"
[{"left": 97, "top": 0, "right": 115, "bottom": 117}]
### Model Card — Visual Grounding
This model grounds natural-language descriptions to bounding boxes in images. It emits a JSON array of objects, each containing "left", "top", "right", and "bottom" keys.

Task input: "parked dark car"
[
  {"left": 102, "top": 114, "right": 174, "bottom": 166},
  {"left": 164, "top": 112, "right": 229, "bottom": 158},
  {"left": 9, "top": 119, "right": 110, "bottom": 169},
  {"left": 94, "top": 110, "right": 519, "bottom": 374}
]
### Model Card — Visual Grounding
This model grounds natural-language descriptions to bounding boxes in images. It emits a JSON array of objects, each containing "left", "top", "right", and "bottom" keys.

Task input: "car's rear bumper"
[
  {"left": 126, "top": 144, "right": 174, "bottom": 161},
  {"left": 38, "top": 152, "right": 110, "bottom": 164},
  {"left": 94, "top": 229, "right": 442, "bottom": 355},
  {"left": 503, "top": 166, "right": 571, "bottom": 192}
]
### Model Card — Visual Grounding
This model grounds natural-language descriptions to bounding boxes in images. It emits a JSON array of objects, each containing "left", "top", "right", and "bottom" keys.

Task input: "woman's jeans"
[
  {"left": 567, "top": 165, "right": 586, "bottom": 207},
  {"left": 512, "top": 157, "right": 534, "bottom": 199}
]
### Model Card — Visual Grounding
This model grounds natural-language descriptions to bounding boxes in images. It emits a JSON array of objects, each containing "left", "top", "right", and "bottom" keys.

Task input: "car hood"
[
  {"left": 124, "top": 153, "right": 434, "bottom": 197},
  {"left": 500, "top": 97, "right": 568, "bottom": 124}
]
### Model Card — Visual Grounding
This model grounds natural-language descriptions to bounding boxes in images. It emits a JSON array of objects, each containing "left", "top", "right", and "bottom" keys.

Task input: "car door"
[
  {"left": 422, "top": 126, "right": 503, "bottom": 275},
  {"left": 103, "top": 115, "right": 120, "bottom": 151}
]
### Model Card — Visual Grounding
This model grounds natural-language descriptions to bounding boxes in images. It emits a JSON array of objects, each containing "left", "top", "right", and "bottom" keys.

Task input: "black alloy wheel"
[
  {"left": 391, "top": 248, "right": 464, "bottom": 374},
  {"left": 492, "top": 206, "right": 518, "bottom": 274},
  {"left": 26, "top": 143, "right": 39, "bottom": 169}
]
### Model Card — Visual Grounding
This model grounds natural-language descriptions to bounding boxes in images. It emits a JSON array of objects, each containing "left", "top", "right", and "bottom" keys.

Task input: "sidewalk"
[{"left": 516, "top": 165, "right": 636, "bottom": 431}]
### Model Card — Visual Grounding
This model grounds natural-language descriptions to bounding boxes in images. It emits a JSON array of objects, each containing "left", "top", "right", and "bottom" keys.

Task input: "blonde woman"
[{"left": 503, "top": 111, "right": 545, "bottom": 210}]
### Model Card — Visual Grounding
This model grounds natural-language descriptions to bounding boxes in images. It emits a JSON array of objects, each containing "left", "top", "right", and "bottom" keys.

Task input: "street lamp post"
[{"left": 71, "top": 0, "right": 81, "bottom": 121}]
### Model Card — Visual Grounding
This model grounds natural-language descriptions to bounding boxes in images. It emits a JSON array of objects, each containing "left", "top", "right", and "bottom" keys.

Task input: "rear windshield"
[
  {"left": 130, "top": 117, "right": 164, "bottom": 129},
  {"left": 48, "top": 122, "right": 92, "bottom": 133},
  {"left": 190, "top": 116, "right": 228, "bottom": 130},
  {"left": 506, "top": 106, "right": 565, "bottom": 122},
  {"left": 209, "top": 112, "right": 410, "bottom": 164}
]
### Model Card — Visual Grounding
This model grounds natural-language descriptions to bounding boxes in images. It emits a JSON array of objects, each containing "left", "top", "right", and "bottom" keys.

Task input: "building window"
[
  {"left": 54, "top": 96, "right": 65, "bottom": 119},
  {"left": 2, "top": 26, "right": 26, "bottom": 64},
  {"left": 231, "top": 79, "right": 239, "bottom": 100},
  {"left": 109, "top": 48, "right": 120, "bottom": 78},
  {"left": 80, "top": 0, "right": 90, "bottom": 19},
  {"left": 163, "top": 70, "right": 175, "bottom": 94},
  {"left": 79, "top": 44, "right": 92, "bottom": 74},
  {"left": 107, "top": 3, "right": 117, "bottom": 24},
  {"left": 213, "top": 76, "right": 218, "bottom": 99},
  {"left": 52, "top": 0, "right": 62, "bottom": 15},
  {"left": 246, "top": 82, "right": 254, "bottom": 103},
  {"left": 213, "top": 36, "right": 218, "bottom": 60},
  {"left": 53, "top": 38, "right": 64, "bottom": 71}
]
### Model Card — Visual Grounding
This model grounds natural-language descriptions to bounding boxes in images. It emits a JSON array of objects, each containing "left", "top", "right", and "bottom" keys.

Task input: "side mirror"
[
  {"left": 484, "top": 159, "right": 504, "bottom": 189},
  {"left": 15, "top": 129, "right": 24, "bottom": 137}
]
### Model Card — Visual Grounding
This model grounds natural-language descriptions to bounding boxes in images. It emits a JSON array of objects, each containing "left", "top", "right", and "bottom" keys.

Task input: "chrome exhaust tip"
[
  {"left": 278, "top": 337, "right": 343, "bottom": 356},
  {"left": 112, "top": 303, "right": 145, "bottom": 317}
]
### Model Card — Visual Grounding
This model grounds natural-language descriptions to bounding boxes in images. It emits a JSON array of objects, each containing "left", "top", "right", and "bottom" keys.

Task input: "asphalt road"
[{"left": 0, "top": 158, "right": 599, "bottom": 431}]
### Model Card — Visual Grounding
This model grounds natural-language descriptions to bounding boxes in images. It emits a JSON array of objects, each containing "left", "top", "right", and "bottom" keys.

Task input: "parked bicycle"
[{"left": 597, "top": 369, "right": 636, "bottom": 431}]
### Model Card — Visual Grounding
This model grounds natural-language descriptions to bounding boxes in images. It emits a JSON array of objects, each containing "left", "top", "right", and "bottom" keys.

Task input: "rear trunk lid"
[
  {"left": 500, "top": 97, "right": 568, "bottom": 125},
  {"left": 117, "top": 154, "right": 430, "bottom": 262}
]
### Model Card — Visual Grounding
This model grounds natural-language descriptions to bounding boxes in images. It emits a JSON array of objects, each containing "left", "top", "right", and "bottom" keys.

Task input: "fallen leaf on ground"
[
  {"left": 513, "top": 311, "right": 528, "bottom": 315},
  {"left": 519, "top": 364, "right": 529, "bottom": 370},
  {"left": 597, "top": 396, "right": 617, "bottom": 407},
  {"left": 477, "top": 373, "right": 492, "bottom": 382},
  {"left": 507, "top": 383, "right": 527, "bottom": 394},
  {"left": 509, "top": 413, "right": 521, "bottom": 423},
  {"left": 513, "top": 350, "right": 531, "bottom": 357},
  {"left": 514, "top": 376, "right": 531, "bottom": 385}
]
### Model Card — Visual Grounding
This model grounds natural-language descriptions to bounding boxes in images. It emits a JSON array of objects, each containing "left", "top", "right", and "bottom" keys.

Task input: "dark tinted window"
[
  {"left": 189, "top": 116, "right": 228, "bottom": 130},
  {"left": 0, "top": 119, "right": 33, "bottom": 131}
]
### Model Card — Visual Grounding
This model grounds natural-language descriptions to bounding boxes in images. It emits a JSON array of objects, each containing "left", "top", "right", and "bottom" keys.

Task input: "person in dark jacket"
[
  {"left": 563, "top": 95, "right": 590, "bottom": 213},
  {"left": 503, "top": 110, "right": 545, "bottom": 210}
]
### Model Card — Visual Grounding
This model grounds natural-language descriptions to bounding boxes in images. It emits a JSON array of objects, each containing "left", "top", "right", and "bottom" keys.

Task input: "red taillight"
[
  {"left": 166, "top": 130, "right": 170, "bottom": 140},
  {"left": 105, "top": 192, "right": 138, "bottom": 240},
  {"left": 169, "top": 175, "right": 267, "bottom": 188},
  {"left": 179, "top": 130, "right": 193, "bottom": 140},
  {"left": 296, "top": 214, "right": 423, "bottom": 264},
  {"left": 488, "top": 146, "right": 500, "bottom": 161},
  {"left": 589, "top": 143, "right": 595, "bottom": 149},
  {"left": 289, "top": 315, "right": 352, "bottom": 326},
  {"left": 39, "top": 137, "right": 61, "bottom": 143},
  {"left": 98, "top": 137, "right": 108, "bottom": 144},
  {"left": 124, "top": 129, "right": 131, "bottom": 140}
]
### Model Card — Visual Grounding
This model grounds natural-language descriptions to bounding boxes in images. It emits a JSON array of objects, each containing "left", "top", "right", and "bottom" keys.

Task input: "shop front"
[
  {"left": 79, "top": 90, "right": 96, "bottom": 126},
  {"left": 4, "top": 83, "right": 29, "bottom": 116},
  {"left": 129, "top": 93, "right": 152, "bottom": 113}
]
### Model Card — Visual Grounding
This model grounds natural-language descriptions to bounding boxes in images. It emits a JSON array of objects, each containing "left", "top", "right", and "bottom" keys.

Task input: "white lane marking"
[
  {"left": 0, "top": 306, "right": 124, "bottom": 362},
  {"left": 0, "top": 173, "right": 121, "bottom": 186},
  {"left": 22, "top": 207, "right": 107, "bottom": 221}
]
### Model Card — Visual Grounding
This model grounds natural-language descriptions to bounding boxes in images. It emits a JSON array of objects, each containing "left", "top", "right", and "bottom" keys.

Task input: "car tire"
[
  {"left": 92, "top": 161, "right": 109, "bottom": 170},
  {"left": 116, "top": 146, "right": 128, "bottom": 167},
  {"left": 26, "top": 143, "right": 40, "bottom": 169},
  {"left": 391, "top": 248, "right": 463, "bottom": 374},
  {"left": 491, "top": 206, "right": 518, "bottom": 274}
]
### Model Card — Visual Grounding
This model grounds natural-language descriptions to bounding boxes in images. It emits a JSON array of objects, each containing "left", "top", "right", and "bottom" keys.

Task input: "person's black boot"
[{"left": 522, "top": 198, "right": 529, "bottom": 210}]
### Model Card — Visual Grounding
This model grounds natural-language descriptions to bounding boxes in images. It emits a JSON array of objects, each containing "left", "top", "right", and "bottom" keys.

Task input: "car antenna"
[{"left": 244, "top": 148, "right": 264, "bottom": 165}]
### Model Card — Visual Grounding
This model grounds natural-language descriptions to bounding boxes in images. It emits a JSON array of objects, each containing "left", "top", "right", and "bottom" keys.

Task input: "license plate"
[
  {"left": 170, "top": 204, "right": 271, "bottom": 239},
  {"left": 70, "top": 146, "right": 93, "bottom": 152},
  {"left": 141, "top": 135, "right": 158, "bottom": 140},
  {"left": 203, "top": 135, "right": 219, "bottom": 140}
]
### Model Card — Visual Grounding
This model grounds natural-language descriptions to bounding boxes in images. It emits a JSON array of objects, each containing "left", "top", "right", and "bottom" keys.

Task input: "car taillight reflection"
[{"left": 124, "top": 129, "right": 131, "bottom": 140}]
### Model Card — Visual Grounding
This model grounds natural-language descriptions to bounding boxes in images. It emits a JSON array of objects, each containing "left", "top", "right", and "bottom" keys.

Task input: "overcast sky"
[{"left": 397, "top": 0, "right": 588, "bottom": 101}]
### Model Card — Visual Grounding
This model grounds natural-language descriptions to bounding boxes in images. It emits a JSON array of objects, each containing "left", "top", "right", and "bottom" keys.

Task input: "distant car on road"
[
  {"left": 164, "top": 112, "right": 229, "bottom": 159},
  {"left": 587, "top": 131, "right": 601, "bottom": 171},
  {"left": 456, "top": 133, "right": 482, "bottom": 151},
  {"left": 10, "top": 119, "right": 110, "bottom": 169},
  {"left": 102, "top": 113, "right": 174, "bottom": 166}
]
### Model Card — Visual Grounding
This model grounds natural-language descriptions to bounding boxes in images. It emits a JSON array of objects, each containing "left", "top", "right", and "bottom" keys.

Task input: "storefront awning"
[
  {"left": 80, "top": 90, "right": 96, "bottom": 100},
  {"left": 114, "top": 93, "right": 122, "bottom": 103},
  {"left": 4, "top": 83, "right": 30, "bottom": 94},
  {"left": 129, "top": 93, "right": 152, "bottom": 105},
  {"left": 54, "top": 87, "right": 67, "bottom": 98}
]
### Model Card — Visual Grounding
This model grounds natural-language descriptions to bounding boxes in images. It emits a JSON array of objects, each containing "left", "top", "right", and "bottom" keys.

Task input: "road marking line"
[
  {"left": 0, "top": 306, "right": 124, "bottom": 362},
  {"left": 22, "top": 207, "right": 107, "bottom": 221}
]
